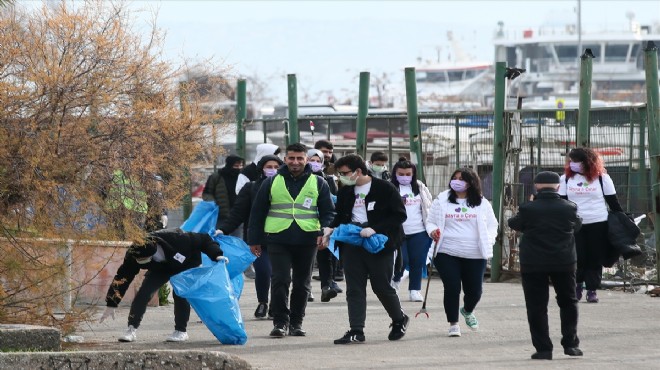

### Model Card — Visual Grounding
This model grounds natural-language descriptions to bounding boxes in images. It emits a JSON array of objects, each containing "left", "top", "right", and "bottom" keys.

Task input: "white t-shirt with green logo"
[
  {"left": 399, "top": 184, "right": 425, "bottom": 235},
  {"left": 559, "top": 173, "right": 616, "bottom": 224}
]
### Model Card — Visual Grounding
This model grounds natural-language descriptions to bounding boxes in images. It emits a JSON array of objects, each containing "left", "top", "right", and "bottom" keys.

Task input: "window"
[{"left": 605, "top": 44, "right": 629, "bottom": 62}]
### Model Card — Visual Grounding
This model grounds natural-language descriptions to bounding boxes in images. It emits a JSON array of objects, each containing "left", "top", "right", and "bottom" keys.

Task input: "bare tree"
[{"left": 0, "top": 0, "right": 222, "bottom": 329}]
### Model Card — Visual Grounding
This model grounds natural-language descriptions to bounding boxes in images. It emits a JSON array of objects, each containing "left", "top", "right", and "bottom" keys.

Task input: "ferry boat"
[{"left": 493, "top": 15, "right": 660, "bottom": 105}]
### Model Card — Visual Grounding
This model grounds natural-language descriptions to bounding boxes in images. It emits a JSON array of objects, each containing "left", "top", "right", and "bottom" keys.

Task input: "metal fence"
[{"left": 210, "top": 105, "right": 654, "bottom": 273}]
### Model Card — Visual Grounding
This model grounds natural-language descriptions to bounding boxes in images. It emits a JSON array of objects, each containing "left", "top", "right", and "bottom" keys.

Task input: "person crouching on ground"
[
  {"left": 99, "top": 228, "right": 226, "bottom": 343},
  {"left": 508, "top": 171, "right": 583, "bottom": 360},
  {"left": 325, "top": 153, "right": 409, "bottom": 344}
]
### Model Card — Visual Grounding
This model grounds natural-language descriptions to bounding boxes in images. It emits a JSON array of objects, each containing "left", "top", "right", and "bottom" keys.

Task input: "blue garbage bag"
[
  {"left": 180, "top": 201, "right": 218, "bottom": 234},
  {"left": 329, "top": 224, "right": 388, "bottom": 255},
  {"left": 209, "top": 234, "right": 256, "bottom": 298},
  {"left": 170, "top": 260, "right": 247, "bottom": 345}
]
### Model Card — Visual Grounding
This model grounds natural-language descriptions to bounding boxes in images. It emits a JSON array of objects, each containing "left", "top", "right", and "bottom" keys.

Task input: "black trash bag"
[{"left": 603, "top": 211, "right": 643, "bottom": 267}]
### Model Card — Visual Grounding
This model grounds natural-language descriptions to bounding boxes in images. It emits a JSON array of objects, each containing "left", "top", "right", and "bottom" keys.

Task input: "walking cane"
[{"left": 415, "top": 235, "right": 440, "bottom": 319}]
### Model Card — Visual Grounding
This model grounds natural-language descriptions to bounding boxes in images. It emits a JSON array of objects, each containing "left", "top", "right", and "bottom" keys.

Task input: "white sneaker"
[
  {"left": 391, "top": 280, "right": 401, "bottom": 291},
  {"left": 448, "top": 324, "right": 461, "bottom": 337},
  {"left": 409, "top": 290, "right": 423, "bottom": 302},
  {"left": 118, "top": 325, "right": 137, "bottom": 342},
  {"left": 166, "top": 330, "right": 189, "bottom": 342}
]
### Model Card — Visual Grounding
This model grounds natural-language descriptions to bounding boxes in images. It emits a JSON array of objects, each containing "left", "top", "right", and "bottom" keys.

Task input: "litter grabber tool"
[{"left": 416, "top": 235, "right": 440, "bottom": 319}]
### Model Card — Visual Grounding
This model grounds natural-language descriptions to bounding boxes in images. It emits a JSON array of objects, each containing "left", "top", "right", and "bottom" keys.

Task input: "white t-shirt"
[
  {"left": 559, "top": 173, "right": 615, "bottom": 224},
  {"left": 440, "top": 198, "right": 481, "bottom": 259},
  {"left": 351, "top": 180, "right": 372, "bottom": 224},
  {"left": 399, "top": 185, "right": 425, "bottom": 235}
]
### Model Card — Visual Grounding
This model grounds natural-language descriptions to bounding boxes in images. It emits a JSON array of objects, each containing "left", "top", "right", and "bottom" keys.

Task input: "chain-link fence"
[{"left": 205, "top": 105, "right": 654, "bottom": 274}]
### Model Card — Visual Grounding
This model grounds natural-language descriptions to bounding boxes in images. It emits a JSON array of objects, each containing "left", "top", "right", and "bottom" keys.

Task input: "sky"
[{"left": 34, "top": 0, "right": 660, "bottom": 106}]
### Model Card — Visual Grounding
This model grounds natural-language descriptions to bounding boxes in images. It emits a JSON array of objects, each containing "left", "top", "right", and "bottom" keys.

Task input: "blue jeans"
[
  {"left": 433, "top": 252, "right": 487, "bottom": 323},
  {"left": 393, "top": 231, "right": 432, "bottom": 290}
]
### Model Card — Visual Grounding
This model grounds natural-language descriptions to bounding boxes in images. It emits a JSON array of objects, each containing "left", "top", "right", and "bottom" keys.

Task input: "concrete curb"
[
  {"left": 0, "top": 350, "right": 252, "bottom": 369},
  {"left": 0, "top": 324, "right": 61, "bottom": 352}
]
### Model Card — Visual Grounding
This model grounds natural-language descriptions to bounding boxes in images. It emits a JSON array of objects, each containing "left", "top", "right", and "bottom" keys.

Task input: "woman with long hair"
[
  {"left": 390, "top": 157, "right": 434, "bottom": 302},
  {"left": 426, "top": 168, "right": 498, "bottom": 337},
  {"left": 559, "top": 147, "right": 623, "bottom": 303}
]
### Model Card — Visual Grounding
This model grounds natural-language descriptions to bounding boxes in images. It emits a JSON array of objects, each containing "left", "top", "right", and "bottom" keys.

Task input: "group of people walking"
[{"left": 102, "top": 142, "right": 623, "bottom": 360}]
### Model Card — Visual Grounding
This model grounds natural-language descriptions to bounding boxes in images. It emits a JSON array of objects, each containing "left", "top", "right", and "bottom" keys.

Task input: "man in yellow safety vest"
[{"left": 248, "top": 143, "right": 335, "bottom": 338}]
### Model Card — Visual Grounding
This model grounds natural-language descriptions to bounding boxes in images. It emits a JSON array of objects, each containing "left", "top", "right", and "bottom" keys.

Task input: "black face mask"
[{"left": 228, "top": 168, "right": 241, "bottom": 175}]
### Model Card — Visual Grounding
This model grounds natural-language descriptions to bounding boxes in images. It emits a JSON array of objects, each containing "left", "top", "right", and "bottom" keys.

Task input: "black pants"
[
  {"left": 342, "top": 245, "right": 404, "bottom": 331},
  {"left": 433, "top": 253, "right": 486, "bottom": 323},
  {"left": 128, "top": 270, "right": 189, "bottom": 332},
  {"left": 575, "top": 221, "right": 608, "bottom": 290},
  {"left": 268, "top": 243, "right": 317, "bottom": 327},
  {"left": 521, "top": 270, "right": 579, "bottom": 352},
  {"left": 317, "top": 248, "right": 337, "bottom": 288}
]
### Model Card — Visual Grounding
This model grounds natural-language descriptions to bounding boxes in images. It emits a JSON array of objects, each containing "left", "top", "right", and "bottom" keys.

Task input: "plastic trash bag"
[
  {"left": 180, "top": 201, "right": 218, "bottom": 234},
  {"left": 329, "top": 224, "right": 388, "bottom": 255},
  {"left": 209, "top": 234, "right": 256, "bottom": 298},
  {"left": 170, "top": 259, "right": 247, "bottom": 345}
]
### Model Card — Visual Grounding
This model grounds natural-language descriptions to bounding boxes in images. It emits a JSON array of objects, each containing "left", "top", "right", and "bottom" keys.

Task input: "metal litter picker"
[{"left": 416, "top": 237, "right": 441, "bottom": 318}]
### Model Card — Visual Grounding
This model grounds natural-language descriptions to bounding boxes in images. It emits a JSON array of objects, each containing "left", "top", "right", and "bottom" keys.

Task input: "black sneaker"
[
  {"left": 307, "top": 292, "right": 315, "bottom": 302},
  {"left": 330, "top": 281, "right": 343, "bottom": 293},
  {"left": 531, "top": 351, "right": 552, "bottom": 360},
  {"left": 388, "top": 313, "right": 409, "bottom": 341},
  {"left": 564, "top": 347, "right": 583, "bottom": 356},
  {"left": 254, "top": 302, "right": 268, "bottom": 319},
  {"left": 321, "top": 286, "right": 338, "bottom": 302},
  {"left": 289, "top": 324, "right": 306, "bottom": 336},
  {"left": 334, "top": 270, "right": 344, "bottom": 281},
  {"left": 334, "top": 330, "right": 365, "bottom": 344},
  {"left": 269, "top": 324, "right": 287, "bottom": 338}
]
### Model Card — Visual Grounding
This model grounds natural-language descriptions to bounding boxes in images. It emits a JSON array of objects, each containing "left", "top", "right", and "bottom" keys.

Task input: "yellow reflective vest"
[{"left": 264, "top": 174, "right": 320, "bottom": 233}]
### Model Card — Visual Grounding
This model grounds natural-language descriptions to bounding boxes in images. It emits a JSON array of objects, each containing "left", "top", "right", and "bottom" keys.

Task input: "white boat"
[{"left": 494, "top": 14, "right": 660, "bottom": 105}]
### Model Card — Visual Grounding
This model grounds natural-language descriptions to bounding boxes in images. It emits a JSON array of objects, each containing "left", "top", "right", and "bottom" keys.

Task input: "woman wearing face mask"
[
  {"left": 390, "top": 157, "right": 433, "bottom": 302},
  {"left": 558, "top": 148, "right": 622, "bottom": 304},
  {"left": 307, "top": 149, "right": 342, "bottom": 302},
  {"left": 216, "top": 154, "right": 283, "bottom": 319},
  {"left": 426, "top": 168, "right": 498, "bottom": 337}
]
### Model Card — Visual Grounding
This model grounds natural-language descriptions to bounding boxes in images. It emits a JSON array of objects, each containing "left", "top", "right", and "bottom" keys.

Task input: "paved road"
[{"left": 71, "top": 277, "right": 660, "bottom": 369}]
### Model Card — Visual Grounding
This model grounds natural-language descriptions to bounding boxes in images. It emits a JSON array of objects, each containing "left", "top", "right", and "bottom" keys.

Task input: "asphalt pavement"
[{"left": 70, "top": 276, "right": 660, "bottom": 369}]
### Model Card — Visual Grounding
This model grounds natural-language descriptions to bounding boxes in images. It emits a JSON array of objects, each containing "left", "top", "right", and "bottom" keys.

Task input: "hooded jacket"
[
  {"left": 236, "top": 143, "right": 280, "bottom": 194},
  {"left": 218, "top": 155, "right": 284, "bottom": 237},
  {"left": 105, "top": 229, "right": 223, "bottom": 307},
  {"left": 248, "top": 163, "right": 335, "bottom": 246},
  {"left": 202, "top": 154, "right": 243, "bottom": 225}
]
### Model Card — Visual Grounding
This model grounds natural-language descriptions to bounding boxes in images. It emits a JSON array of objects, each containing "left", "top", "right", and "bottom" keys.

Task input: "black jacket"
[
  {"left": 248, "top": 164, "right": 335, "bottom": 246},
  {"left": 105, "top": 229, "right": 223, "bottom": 307},
  {"left": 508, "top": 189, "right": 582, "bottom": 272},
  {"left": 202, "top": 167, "right": 240, "bottom": 223},
  {"left": 218, "top": 179, "right": 261, "bottom": 238},
  {"left": 330, "top": 177, "right": 407, "bottom": 252}
]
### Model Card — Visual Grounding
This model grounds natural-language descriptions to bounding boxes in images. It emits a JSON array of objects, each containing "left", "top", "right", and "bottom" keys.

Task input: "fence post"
[
  {"left": 236, "top": 79, "right": 247, "bottom": 160},
  {"left": 577, "top": 49, "right": 594, "bottom": 148},
  {"left": 287, "top": 74, "right": 299, "bottom": 144},
  {"left": 404, "top": 67, "right": 425, "bottom": 183},
  {"left": 491, "top": 62, "right": 506, "bottom": 282},
  {"left": 356, "top": 72, "right": 370, "bottom": 159},
  {"left": 643, "top": 41, "right": 660, "bottom": 283}
]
